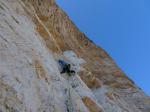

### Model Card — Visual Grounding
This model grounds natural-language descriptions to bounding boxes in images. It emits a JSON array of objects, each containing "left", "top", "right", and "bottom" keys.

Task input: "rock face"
[{"left": 0, "top": 0, "right": 150, "bottom": 112}]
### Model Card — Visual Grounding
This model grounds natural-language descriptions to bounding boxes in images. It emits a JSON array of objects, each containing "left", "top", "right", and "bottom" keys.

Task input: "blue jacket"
[{"left": 58, "top": 60, "right": 69, "bottom": 68}]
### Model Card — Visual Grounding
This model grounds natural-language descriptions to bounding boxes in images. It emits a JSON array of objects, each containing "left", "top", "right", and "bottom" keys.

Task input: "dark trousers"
[{"left": 60, "top": 67, "right": 75, "bottom": 75}]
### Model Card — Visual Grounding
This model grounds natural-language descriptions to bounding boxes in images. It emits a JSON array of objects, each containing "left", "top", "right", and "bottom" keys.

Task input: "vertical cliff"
[{"left": 0, "top": 0, "right": 150, "bottom": 112}]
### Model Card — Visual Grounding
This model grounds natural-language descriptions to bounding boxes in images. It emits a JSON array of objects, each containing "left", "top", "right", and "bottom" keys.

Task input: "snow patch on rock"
[{"left": 63, "top": 51, "right": 86, "bottom": 73}]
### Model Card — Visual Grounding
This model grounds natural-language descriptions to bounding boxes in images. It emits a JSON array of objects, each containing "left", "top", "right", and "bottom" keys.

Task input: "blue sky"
[{"left": 56, "top": 0, "right": 150, "bottom": 96}]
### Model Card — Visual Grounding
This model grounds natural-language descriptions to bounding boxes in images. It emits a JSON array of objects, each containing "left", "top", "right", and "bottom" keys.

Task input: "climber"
[{"left": 58, "top": 60, "right": 75, "bottom": 76}]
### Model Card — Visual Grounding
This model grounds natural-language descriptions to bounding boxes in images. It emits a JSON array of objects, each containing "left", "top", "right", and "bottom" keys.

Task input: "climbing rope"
[
  {"left": 50, "top": 82, "right": 56, "bottom": 112},
  {"left": 66, "top": 74, "right": 74, "bottom": 112}
]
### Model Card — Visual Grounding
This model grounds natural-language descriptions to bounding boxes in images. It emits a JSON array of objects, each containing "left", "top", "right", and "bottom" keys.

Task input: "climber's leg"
[
  {"left": 70, "top": 70, "right": 75, "bottom": 74},
  {"left": 60, "top": 67, "right": 67, "bottom": 74}
]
